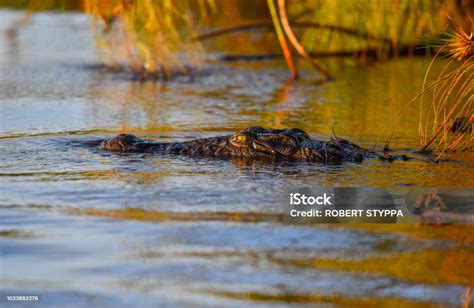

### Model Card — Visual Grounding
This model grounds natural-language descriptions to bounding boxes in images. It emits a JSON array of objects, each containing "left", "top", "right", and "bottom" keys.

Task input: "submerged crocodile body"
[{"left": 100, "top": 126, "right": 408, "bottom": 165}]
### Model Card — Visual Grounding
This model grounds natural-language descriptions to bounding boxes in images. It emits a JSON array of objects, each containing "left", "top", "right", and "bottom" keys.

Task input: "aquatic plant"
[
  {"left": 199, "top": 1, "right": 463, "bottom": 56},
  {"left": 383, "top": 17, "right": 473, "bottom": 158},
  {"left": 423, "top": 16, "right": 473, "bottom": 61},
  {"left": 83, "top": 0, "right": 216, "bottom": 78},
  {"left": 267, "top": 0, "right": 298, "bottom": 79},
  {"left": 3, "top": 0, "right": 466, "bottom": 78},
  {"left": 289, "top": 0, "right": 461, "bottom": 57},
  {"left": 80, "top": 0, "right": 464, "bottom": 79},
  {"left": 268, "top": 0, "right": 332, "bottom": 80}
]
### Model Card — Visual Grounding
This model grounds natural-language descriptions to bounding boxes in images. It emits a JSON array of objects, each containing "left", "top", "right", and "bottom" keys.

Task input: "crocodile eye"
[
  {"left": 237, "top": 135, "right": 247, "bottom": 143},
  {"left": 230, "top": 134, "right": 249, "bottom": 148},
  {"left": 231, "top": 134, "right": 247, "bottom": 143}
]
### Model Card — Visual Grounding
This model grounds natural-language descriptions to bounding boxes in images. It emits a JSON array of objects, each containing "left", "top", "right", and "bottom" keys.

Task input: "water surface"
[{"left": 0, "top": 10, "right": 473, "bottom": 307}]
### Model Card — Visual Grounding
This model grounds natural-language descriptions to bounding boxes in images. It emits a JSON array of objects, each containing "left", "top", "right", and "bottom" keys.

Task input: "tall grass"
[
  {"left": 80, "top": 0, "right": 466, "bottom": 78},
  {"left": 84, "top": 0, "right": 215, "bottom": 78},
  {"left": 383, "top": 18, "right": 473, "bottom": 158},
  {"left": 289, "top": 0, "right": 461, "bottom": 57},
  {"left": 3, "top": 0, "right": 467, "bottom": 78}
]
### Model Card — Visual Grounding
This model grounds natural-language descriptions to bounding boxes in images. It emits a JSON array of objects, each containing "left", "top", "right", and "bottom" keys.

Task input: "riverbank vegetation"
[
  {"left": 383, "top": 18, "right": 472, "bottom": 156},
  {"left": 3, "top": 0, "right": 469, "bottom": 78},
  {"left": 81, "top": 0, "right": 468, "bottom": 79}
]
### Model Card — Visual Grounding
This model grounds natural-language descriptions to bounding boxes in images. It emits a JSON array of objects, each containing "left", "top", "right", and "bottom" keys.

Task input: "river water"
[{"left": 0, "top": 10, "right": 473, "bottom": 307}]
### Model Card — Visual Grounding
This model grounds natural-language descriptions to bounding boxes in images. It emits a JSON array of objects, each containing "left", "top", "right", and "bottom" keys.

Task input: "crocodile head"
[
  {"left": 100, "top": 133, "right": 166, "bottom": 152},
  {"left": 225, "top": 126, "right": 308, "bottom": 157},
  {"left": 100, "top": 134, "right": 142, "bottom": 152}
]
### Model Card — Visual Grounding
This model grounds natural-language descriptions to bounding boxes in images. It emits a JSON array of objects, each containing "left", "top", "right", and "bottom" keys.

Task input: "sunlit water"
[{"left": 0, "top": 10, "right": 473, "bottom": 307}]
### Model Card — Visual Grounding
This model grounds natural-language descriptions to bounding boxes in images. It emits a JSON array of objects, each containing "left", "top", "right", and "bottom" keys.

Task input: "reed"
[
  {"left": 80, "top": 0, "right": 466, "bottom": 78},
  {"left": 289, "top": 0, "right": 461, "bottom": 58},
  {"left": 4, "top": 0, "right": 466, "bottom": 78},
  {"left": 83, "top": 0, "right": 215, "bottom": 78},
  {"left": 382, "top": 18, "right": 473, "bottom": 158}
]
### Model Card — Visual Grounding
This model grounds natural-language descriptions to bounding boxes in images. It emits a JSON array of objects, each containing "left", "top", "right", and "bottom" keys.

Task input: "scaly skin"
[{"left": 100, "top": 126, "right": 408, "bottom": 165}]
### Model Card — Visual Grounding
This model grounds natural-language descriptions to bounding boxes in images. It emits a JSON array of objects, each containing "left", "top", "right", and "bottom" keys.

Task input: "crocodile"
[{"left": 100, "top": 126, "right": 409, "bottom": 165}]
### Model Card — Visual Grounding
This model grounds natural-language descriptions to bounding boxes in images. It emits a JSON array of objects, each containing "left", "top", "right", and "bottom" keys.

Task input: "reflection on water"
[{"left": 0, "top": 10, "right": 473, "bottom": 307}]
